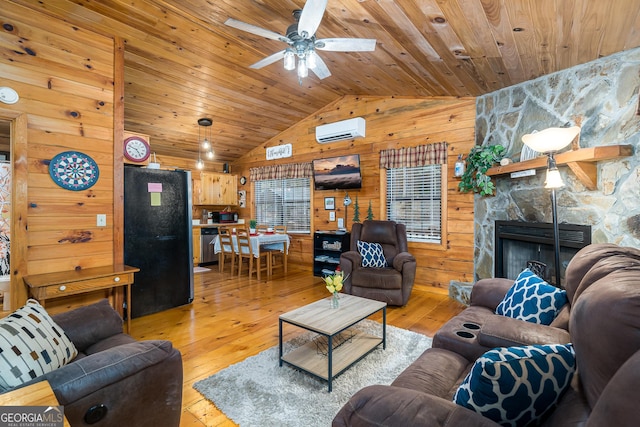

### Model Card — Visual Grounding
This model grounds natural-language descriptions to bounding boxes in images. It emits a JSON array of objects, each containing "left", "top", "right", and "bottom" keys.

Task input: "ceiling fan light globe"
[
  {"left": 284, "top": 49, "right": 295, "bottom": 70},
  {"left": 297, "top": 59, "right": 308, "bottom": 78},
  {"left": 307, "top": 50, "right": 317, "bottom": 69}
]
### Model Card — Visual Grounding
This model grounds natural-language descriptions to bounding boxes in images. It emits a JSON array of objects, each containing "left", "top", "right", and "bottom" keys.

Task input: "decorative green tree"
[
  {"left": 366, "top": 200, "right": 374, "bottom": 220},
  {"left": 352, "top": 195, "right": 361, "bottom": 223}
]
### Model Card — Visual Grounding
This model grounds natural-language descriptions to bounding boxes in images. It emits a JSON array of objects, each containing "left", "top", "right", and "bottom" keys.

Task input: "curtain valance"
[
  {"left": 249, "top": 162, "right": 313, "bottom": 181},
  {"left": 379, "top": 142, "right": 448, "bottom": 169}
]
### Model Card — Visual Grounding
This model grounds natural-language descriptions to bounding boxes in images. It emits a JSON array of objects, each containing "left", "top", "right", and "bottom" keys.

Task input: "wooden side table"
[
  {"left": 23, "top": 265, "right": 140, "bottom": 333},
  {"left": 0, "top": 380, "right": 71, "bottom": 426}
]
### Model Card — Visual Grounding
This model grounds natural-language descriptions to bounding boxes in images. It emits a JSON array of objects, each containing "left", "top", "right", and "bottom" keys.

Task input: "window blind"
[
  {"left": 254, "top": 178, "right": 311, "bottom": 233},
  {"left": 386, "top": 165, "right": 442, "bottom": 243}
]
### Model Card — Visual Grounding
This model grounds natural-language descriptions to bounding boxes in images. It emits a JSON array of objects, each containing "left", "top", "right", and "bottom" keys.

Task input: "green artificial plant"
[
  {"left": 249, "top": 219, "right": 257, "bottom": 229},
  {"left": 458, "top": 145, "right": 506, "bottom": 196}
]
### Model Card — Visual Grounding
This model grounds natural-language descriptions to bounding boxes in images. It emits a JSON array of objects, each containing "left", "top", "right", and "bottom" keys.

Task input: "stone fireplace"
[{"left": 471, "top": 47, "right": 640, "bottom": 283}]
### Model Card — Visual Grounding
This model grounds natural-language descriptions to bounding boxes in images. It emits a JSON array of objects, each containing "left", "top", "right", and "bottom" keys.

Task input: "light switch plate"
[
  {"left": 97, "top": 214, "right": 107, "bottom": 227},
  {"left": 329, "top": 211, "right": 336, "bottom": 221},
  {"left": 337, "top": 218, "right": 344, "bottom": 229}
]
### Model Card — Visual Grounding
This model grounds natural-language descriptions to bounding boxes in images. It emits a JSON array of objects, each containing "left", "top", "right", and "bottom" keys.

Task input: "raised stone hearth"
[{"left": 449, "top": 280, "right": 473, "bottom": 306}]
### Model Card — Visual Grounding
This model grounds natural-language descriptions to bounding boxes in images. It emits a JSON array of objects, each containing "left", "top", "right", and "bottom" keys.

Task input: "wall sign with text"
[{"left": 266, "top": 143, "right": 292, "bottom": 160}]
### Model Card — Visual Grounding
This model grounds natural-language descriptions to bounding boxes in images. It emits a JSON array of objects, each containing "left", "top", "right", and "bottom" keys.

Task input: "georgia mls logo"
[{"left": 0, "top": 406, "right": 64, "bottom": 427}]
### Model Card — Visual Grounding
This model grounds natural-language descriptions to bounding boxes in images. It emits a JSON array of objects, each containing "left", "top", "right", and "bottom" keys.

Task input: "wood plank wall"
[
  {"left": 0, "top": 3, "right": 116, "bottom": 310},
  {"left": 233, "top": 95, "right": 477, "bottom": 291},
  {"left": 0, "top": 3, "right": 478, "bottom": 311}
]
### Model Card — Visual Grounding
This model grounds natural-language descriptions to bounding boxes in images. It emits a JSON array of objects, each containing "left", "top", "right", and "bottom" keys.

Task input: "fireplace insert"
[{"left": 495, "top": 220, "right": 591, "bottom": 287}]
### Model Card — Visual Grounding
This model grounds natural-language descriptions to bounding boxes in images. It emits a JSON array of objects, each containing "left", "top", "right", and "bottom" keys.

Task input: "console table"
[{"left": 23, "top": 265, "right": 139, "bottom": 333}]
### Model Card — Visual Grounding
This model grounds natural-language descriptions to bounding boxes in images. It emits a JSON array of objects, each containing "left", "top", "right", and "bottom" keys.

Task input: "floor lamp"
[{"left": 522, "top": 126, "right": 581, "bottom": 288}]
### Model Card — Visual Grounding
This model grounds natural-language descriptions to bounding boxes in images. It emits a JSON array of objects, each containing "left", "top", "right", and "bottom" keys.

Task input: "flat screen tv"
[{"left": 312, "top": 154, "right": 362, "bottom": 190}]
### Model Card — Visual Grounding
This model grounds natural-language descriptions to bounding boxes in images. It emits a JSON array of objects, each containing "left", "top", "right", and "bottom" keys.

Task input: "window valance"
[
  {"left": 380, "top": 142, "right": 448, "bottom": 169},
  {"left": 250, "top": 162, "right": 313, "bottom": 181}
]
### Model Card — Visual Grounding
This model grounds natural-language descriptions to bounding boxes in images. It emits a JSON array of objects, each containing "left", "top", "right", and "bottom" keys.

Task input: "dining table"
[{"left": 212, "top": 232, "right": 290, "bottom": 261}]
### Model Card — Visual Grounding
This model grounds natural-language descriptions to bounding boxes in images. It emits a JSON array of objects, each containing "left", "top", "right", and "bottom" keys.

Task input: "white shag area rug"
[{"left": 193, "top": 320, "right": 432, "bottom": 427}]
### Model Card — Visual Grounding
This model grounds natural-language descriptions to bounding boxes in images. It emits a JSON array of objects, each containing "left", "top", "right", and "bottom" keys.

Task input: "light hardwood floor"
[{"left": 130, "top": 265, "right": 466, "bottom": 427}]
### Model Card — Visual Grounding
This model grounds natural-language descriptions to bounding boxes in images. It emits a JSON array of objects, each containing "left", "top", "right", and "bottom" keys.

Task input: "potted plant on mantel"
[{"left": 458, "top": 145, "right": 505, "bottom": 196}]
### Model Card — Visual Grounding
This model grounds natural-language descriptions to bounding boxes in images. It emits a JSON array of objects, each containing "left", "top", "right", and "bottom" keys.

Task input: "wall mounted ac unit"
[{"left": 315, "top": 117, "right": 366, "bottom": 143}]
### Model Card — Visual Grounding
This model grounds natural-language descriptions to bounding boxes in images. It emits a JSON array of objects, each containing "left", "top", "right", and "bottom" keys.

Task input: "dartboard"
[{"left": 49, "top": 151, "right": 100, "bottom": 191}]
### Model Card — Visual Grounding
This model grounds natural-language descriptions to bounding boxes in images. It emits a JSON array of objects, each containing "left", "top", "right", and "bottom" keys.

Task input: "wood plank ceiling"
[{"left": 12, "top": 0, "right": 640, "bottom": 164}]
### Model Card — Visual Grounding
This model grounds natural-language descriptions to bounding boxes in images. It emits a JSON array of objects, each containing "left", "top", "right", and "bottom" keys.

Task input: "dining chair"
[
  {"left": 236, "top": 227, "right": 269, "bottom": 280},
  {"left": 267, "top": 225, "right": 288, "bottom": 275},
  {"left": 217, "top": 226, "right": 236, "bottom": 274},
  {"left": 256, "top": 224, "right": 269, "bottom": 233}
]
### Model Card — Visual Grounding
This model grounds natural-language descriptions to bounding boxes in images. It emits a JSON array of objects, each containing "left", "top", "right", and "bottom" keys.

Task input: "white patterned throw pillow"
[
  {"left": 496, "top": 268, "right": 568, "bottom": 325},
  {"left": 357, "top": 240, "right": 388, "bottom": 268},
  {"left": 0, "top": 299, "right": 78, "bottom": 392},
  {"left": 453, "top": 344, "right": 576, "bottom": 427}
]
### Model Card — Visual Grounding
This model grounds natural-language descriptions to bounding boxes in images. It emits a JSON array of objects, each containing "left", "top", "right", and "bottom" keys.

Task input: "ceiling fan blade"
[
  {"left": 249, "top": 50, "right": 286, "bottom": 69},
  {"left": 224, "top": 18, "right": 290, "bottom": 43},
  {"left": 316, "top": 38, "right": 377, "bottom": 52},
  {"left": 310, "top": 55, "right": 331, "bottom": 79},
  {"left": 298, "top": 0, "right": 328, "bottom": 39}
]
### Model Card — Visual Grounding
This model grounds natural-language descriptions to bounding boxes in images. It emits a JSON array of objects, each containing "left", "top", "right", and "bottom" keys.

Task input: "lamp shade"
[
  {"left": 545, "top": 168, "right": 564, "bottom": 189},
  {"left": 522, "top": 126, "right": 581, "bottom": 153}
]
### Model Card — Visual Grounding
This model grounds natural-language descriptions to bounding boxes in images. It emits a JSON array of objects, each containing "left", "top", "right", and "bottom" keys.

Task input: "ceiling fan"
[{"left": 224, "top": 0, "right": 376, "bottom": 81}]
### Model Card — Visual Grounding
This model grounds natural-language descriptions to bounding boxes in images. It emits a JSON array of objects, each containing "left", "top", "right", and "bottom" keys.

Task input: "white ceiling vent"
[{"left": 315, "top": 117, "right": 366, "bottom": 143}]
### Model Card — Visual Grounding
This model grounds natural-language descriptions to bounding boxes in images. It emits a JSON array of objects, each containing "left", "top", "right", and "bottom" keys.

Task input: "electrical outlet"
[
  {"left": 97, "top": 214, "right": 107, "bottom": 227},
  {"left": 329, "top": 211, "right": 336, "bottom": 221}
]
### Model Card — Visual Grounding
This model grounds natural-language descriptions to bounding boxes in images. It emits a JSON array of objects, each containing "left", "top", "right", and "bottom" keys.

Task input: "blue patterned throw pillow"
[
  {"left": 496, "top": 268, "right": 568, "bottom": 325},
  {"left": 357, "top": 240, "right": 387, "bottom": 268},
  {"left": 453, "top": 344, "right": 576, "bottom": 427}
]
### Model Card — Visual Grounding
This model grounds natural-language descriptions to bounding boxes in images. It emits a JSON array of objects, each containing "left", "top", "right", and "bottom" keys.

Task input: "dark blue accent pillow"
[
  {"left": 496, "top": 268, "right": 568, "bottom": 325},
  {"left": 453, "top": 344, "right": 576, "bottom": 426},
  {"left": 357, "top": 240, "right": 387, "bottom": 268}
]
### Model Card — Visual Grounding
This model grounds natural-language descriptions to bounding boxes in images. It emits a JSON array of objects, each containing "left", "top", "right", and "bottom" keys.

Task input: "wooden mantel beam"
[{"left": 486, "top": 145, "right": 633, "bottom": 189}]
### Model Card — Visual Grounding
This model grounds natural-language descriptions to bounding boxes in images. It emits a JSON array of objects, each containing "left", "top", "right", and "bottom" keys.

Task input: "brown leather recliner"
[
  {"left": 340, "top": 220, "right": 416, "bottom": 306},
  {"left": 12, "top": 299, "right": 183, "bottom": 426},
  {"left": 333, "top": 243, "right": 640, "bottom": 426}
]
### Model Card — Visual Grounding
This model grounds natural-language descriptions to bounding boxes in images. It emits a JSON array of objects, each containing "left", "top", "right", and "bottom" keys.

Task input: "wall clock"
[
  {"left": 240, "top": 176, "right": 247, "bottom": 185},
  {"left": 124, "top": 136, "right": 151, "bottom": 162},
  {"left": 49, "top": 151, "right": 100, "bottom": 191}
]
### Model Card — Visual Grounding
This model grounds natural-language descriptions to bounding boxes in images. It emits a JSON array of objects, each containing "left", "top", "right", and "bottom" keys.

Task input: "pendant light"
[{"left": 197, "top": 118, "right": 214, "bottom": 170}]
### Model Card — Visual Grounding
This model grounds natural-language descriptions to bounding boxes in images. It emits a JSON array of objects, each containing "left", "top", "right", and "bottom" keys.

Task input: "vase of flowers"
[{"left": 323, "top": 267, "right": 347, "bottom": 309}]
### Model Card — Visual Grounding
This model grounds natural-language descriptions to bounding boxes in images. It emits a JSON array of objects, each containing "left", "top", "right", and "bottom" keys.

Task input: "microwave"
[{"left": 211, "top": 211, "right": 238, "bottom": 223}]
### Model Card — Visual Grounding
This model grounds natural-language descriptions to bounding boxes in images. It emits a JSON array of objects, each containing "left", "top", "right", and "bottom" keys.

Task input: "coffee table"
[{"left": 279, "top": 294, "right": 386, "bottom": 392}]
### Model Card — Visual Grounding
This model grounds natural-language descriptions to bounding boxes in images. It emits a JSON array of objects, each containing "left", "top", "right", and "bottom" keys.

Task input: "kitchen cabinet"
[
  {"left": 313, "top": 231, "right": 350, "bottom": 277},
  {"left": 192, "top": 227, "right": 201, "bottom": 265},
  {"left": 195, "top": 172, "right": 238, "bottom": 205}
]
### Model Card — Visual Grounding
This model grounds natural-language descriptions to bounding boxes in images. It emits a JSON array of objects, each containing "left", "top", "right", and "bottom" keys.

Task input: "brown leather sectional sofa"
[{"left": 334, "top": 243, "right": 640, "bottom": 426}]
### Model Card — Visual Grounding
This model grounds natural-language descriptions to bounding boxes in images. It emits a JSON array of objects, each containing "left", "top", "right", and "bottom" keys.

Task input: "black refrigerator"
[{"left": 124, "top": 166, "right": 194, "bottom": 318}]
